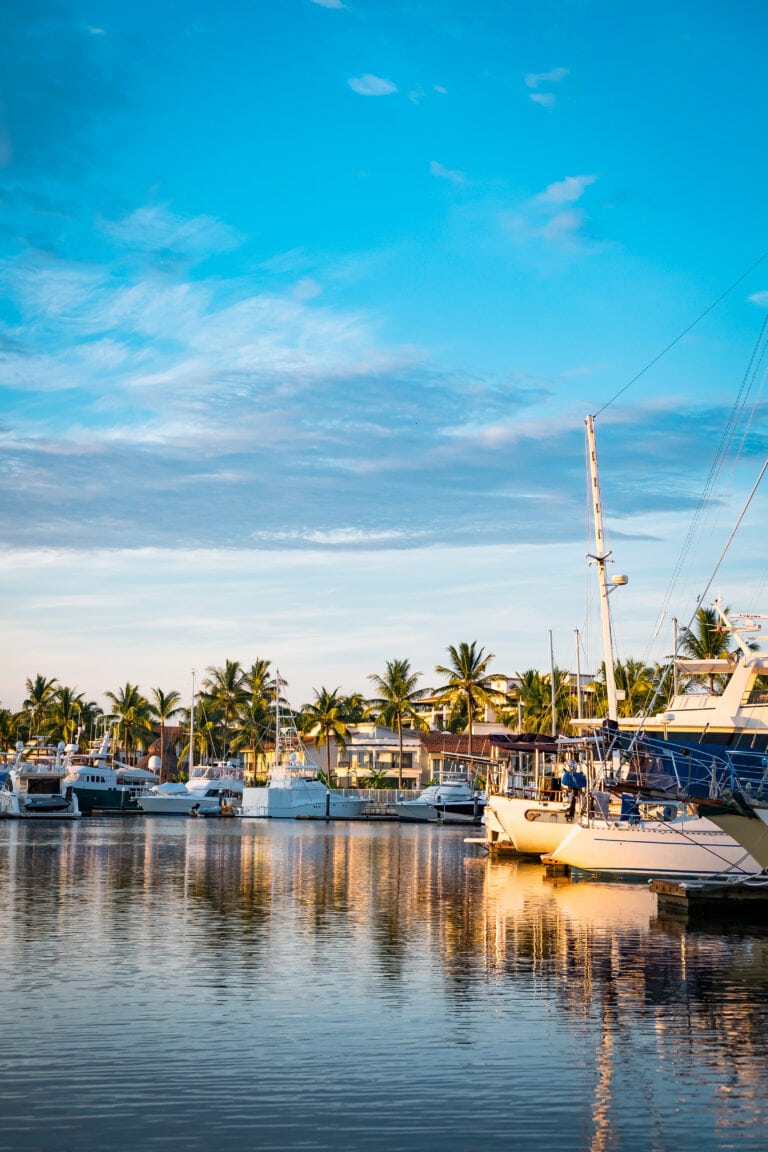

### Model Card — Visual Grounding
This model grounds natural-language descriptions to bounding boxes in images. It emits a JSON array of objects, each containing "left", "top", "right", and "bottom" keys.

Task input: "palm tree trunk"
[{"left": 397, "top": 715, "right": 403, "bottom": 790}]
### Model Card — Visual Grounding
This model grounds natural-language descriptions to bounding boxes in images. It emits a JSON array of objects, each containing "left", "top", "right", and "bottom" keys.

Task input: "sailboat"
[
  {"left": 239, "top": 675, "right": 368, "bottom": 820},
  {"left": 542, "top": 415, "right": 762, "bottom": 878},
  {"left": 483, "top": 732, "right": 596, "bottom": 855}
]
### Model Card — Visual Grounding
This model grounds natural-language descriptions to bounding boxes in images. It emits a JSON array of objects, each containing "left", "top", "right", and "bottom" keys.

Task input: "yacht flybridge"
[{"left": 600, "top": 602, "right": 768, "bottom": 751}]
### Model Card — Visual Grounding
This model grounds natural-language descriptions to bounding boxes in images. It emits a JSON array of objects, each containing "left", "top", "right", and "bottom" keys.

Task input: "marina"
[
  {"left": 2, "top": 817, "right": 768, "bottom": 1152},
  {"left": 5, "top": 4, "right": 768, "bottom": 1150}
]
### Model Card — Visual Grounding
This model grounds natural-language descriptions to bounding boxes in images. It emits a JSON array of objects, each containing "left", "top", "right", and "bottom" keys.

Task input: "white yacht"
[
  {"left": 240, "top": 676, "right": 368, "bottom": 820},
  {"left": 392, "top": 774, "right": 486, "bottom": 824},
  {"left": 0, "top": 740, "right": 80, "bottom": 819},
  {"left": 139, "top": 761, "right": 244, "bottom": 816}
]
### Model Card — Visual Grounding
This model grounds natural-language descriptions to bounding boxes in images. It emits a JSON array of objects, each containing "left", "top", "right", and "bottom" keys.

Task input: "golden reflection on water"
[{"left": 1, "top": 819, "right": 768, "bottom": 1151}]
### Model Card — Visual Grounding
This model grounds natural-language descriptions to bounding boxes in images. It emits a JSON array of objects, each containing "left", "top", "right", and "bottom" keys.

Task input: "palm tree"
[
  {"left": 149, "top": 688, "right": 182, "bottom": 783},
  {"left": 342, "top": 692, "right": 370, "bottom": 724},
  {"left": 512, "top": 668, "right": 571, "bottom": 734},
  {"left": 104, "top": 683, "right": 153, "bottom": 762},
  {"left": 299, "top": 687, "right": 349, "bottom": 787},
  {"left": 46, "top": 685, "right": 87, "bottom": 744},
  {"left": 244, "top": 658, "right": 275, "bottom": 700},
  {"left": 176, "top": 702, "right": 215, "bottom": 777},
  {"left": 368, "top": 659, "right": 426, "bottom": 789},
  {"left": 434, "top": 642, "right": 502, "bottom": 756},
  {"left": 678, "top": 605, "right": 756, "bottom": 692},
  {"left": 590, "top": 658, "right": 655, "bottom": 719},
  {"left": 230, "top": 694, "right": 273, "bottom": 782},
  {"left": 202, "top": 659, "right": 248, "bottom": 758},
  {"left": 22, "top": 674, "right": 59, "bottom": 738},
  {"left": 0, "top": 706, "right": 18, "bottom": 749}
]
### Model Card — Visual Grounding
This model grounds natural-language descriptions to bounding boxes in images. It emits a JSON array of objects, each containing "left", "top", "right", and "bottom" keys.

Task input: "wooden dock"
[{"left": 650, "top": 875, "right": 768, "bottom": 926}]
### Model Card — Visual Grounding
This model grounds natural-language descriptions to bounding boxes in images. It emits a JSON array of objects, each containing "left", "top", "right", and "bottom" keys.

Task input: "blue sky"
[{"left": 2, "top": 0, "right": 768, "bottom": 712}]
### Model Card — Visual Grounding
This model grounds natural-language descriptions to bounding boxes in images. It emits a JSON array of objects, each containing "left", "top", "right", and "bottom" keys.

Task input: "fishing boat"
[
  {"left": 392, "top": 773, "right": 486, "bottom": 824},
  {"left": 240, "top": 675, "right": 368, "bottom": 820},
  {"left": 0, "top": 740, "right": 80, "bottom": 819},
  {"left": 62, "top": 733, "right": 159, "bottom": 815}
]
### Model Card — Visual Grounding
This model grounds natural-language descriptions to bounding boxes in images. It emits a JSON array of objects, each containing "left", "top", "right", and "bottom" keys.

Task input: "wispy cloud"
[
  {"left": 748, "top": 290, "right": 768, "bottom": 307},
  {"left": 430, "top": 160, "right": 465, "bottom": 184},
  {"left": 534, "top": 175, "right": 597, "bottom": 204},
  {"left": 348, "top": 74, "right": 398, "bottom": 96},
  {"left": 310, "top": 0, "right": 345, "bottom": 7},
  {"left": 100, "top": 204, "right": 242, "bottom": 262},
  {"left": 503, "top": 174, "right": 600, "bottom": 250},
  {"left": 524, "top": 66, "right": 569, "bottom": 107},
  {"left": 525, "top": 67, "right": 569, "bottom": 89}
]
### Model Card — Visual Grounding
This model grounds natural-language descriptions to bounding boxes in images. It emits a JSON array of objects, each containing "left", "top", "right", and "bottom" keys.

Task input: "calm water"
[{"left": 1, "top": 818, "right": 767, "bottom": 1152}]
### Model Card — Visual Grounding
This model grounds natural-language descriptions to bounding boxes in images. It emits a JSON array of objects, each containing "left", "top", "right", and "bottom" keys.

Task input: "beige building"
[{"left": 316, "top": 720, "right": 512, "bottom": 790}]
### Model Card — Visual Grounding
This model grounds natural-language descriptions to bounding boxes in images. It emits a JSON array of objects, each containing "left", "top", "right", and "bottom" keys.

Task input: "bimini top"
[{"left": 488, "top": 733, "right": 562, "bottom": 754}]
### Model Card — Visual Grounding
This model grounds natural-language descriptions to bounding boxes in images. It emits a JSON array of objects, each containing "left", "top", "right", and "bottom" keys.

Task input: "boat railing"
[{"left": 600, "top": 730, "right": 768, "bottom": 804}]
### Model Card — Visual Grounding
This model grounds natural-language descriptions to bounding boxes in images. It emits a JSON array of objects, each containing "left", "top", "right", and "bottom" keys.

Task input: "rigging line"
[
  {"left": 665, "top": 317, "right": 768, "bottom": 573},
  {"left": 594, "top": 246, "right": 768, "bottom": 417},
  {"left": 694, "top": 455, "right": 768, "bottom": 612},
  {"left": 638, "top": 312, "right": 768, "bottom": 660}
]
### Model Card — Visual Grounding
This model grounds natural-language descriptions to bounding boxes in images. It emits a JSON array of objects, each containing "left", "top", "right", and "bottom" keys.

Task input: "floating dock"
[{"left": 650, "top": 875, "right": 768, "bottom": 926}]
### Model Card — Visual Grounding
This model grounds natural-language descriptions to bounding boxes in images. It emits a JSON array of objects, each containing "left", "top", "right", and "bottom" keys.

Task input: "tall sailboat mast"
[
  {"left": 585, "top": 414, "right": 623, "bottom": 723},
  {"left": 189, "top": 669, "right": 196, "bottom": 775}
]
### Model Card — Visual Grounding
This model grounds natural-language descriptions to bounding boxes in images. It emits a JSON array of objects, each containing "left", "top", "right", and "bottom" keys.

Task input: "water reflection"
[{"left": 1, "top": 819, "right": 767, "bottom": 1151}]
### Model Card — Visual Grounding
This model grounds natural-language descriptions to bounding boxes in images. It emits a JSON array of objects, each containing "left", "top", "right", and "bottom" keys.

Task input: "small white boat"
[
  {"left": 0, "top": 740, "right": 80, "bottom": 819},
  {"left": 139, "top": 673, "right": 243, "bottom": 816},
  {"left": 139, "top": 762, "right": 244, "bottom": 816},
  {"left": 240, "top": 675, "right": 367, "bottom": 820},
  {"left": 392, "top": 775, "right": 486, "bottom": 824}
]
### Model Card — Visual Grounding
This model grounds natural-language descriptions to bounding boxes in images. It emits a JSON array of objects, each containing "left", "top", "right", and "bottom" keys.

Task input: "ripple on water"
[{"left": 1, "top": 820, "right": 768, "bottom": 1151}]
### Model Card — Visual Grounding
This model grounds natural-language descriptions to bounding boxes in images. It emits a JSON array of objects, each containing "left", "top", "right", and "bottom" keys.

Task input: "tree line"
[{"left": 0, "top": 609, "right": 738, "bottom": 780}]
